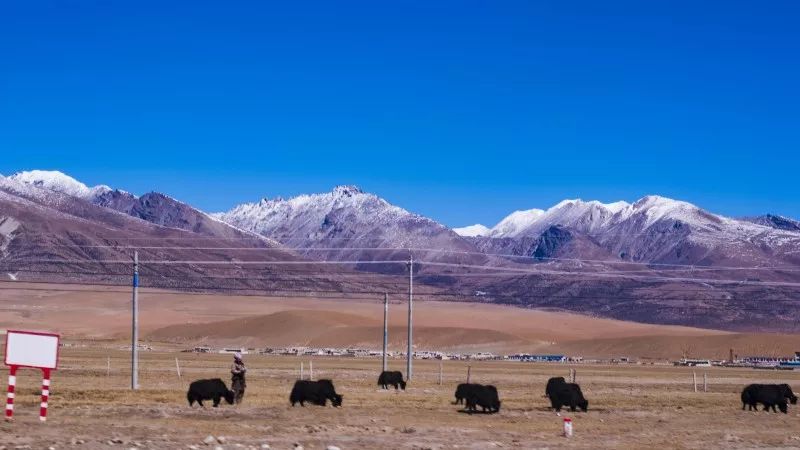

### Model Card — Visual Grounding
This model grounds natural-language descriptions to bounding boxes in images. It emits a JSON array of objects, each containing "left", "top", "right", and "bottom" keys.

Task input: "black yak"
[
  {"left": 545, "top": 377, "right": 566, "bottom": 398},
  {"left": 378, "top": 371, "right": 406, "bottom": 390},
  {"left": 741, "top": 384, "right": 798, "bottom": 413},
  {"left": 290, "top": 379, "right": 343, "bottom": 407},
  {"left": 464, "top": 384, "right": 501, "bottom": 414},
  {"left": 454, "top": 383, "right": 479, "bottom": 405},
  {"left": 187, "top": 378, "right": 235, "bottom": 407},
  {"left": 549, "top": 382, "right": 588, "bottom": 412}
]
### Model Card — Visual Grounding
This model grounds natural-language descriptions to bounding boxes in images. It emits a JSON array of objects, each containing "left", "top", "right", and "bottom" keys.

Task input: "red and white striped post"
[
  {"left": 3, "top": 330, "right": 61, "bottom": 423},
  {"left": 40, "top": 369, "right": 51, "bottom": 422},
  {"left": 5, "top": 365, "right": 17, "bottom": 421}
]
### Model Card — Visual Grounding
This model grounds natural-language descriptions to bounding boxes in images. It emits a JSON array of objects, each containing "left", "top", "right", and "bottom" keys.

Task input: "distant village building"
[{"left": 508, "top": 354, "right": 567, "bottom": 363}]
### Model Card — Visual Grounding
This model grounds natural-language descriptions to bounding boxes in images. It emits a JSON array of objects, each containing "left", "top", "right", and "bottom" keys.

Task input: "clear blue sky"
[{"left": 1, "top": 1, "right": 798, "bottom": 227}]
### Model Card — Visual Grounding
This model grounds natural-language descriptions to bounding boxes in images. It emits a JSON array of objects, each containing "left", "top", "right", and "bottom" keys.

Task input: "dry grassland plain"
[
  {"left": 2, "top": 284, "right": 800, "bottom": 448},
  {"left": 2, "top": 349, "right": 800, "bottom": 449}
]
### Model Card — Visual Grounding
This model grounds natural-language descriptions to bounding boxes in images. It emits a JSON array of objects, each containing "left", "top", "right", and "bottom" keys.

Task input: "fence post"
[
  {"left": 703, "top": 373, "right": 707, "bottom": 392},
  {"left": 466, "top": 365, "right": 471, "bottom": 383},
  {"left": 300, "top": 362, "right": 304, "bottom": 380},
  {"left": 693, "top": 371, "right": 697, "bottom": 392},
  {"left": 107, "top": 357, "right": 111, "bottom": 377},
  {"left": 309, "top": 361, "right": 313, "bottom": 381},
  {"left": 175, "top": 358, "right": 182, "bottom": 379},
  {"left": 438, "top": 361, "right": 443, "bottom": 385}
]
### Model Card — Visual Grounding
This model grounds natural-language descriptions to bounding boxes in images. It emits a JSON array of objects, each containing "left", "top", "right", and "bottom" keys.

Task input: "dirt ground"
[{"left": 2, "top": 347, "right": 800, "bottom": 449}]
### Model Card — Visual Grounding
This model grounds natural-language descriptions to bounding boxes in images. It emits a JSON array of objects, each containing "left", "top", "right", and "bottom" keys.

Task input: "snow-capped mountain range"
[
  {"left": 456, "top": 197, "right": 700, "bottom": 238},
  {"left": 459, "top": 195, "right": 800, "bottom": 267},
  {"left": 7, "top": 170, "right": 800, "bottom": 268},
  {"left": 3, "top": 169, "right": 800, "bottom": 331}
]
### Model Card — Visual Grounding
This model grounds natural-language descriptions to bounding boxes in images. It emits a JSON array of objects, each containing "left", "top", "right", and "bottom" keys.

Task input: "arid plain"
[{"left": 2, "top": 283, "right": 800, "bottom": 448}]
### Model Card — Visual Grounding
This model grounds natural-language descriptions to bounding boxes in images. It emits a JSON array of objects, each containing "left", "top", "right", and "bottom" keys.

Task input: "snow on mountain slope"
[
  {"left": 453, "top": 224, "right": 491, "bottom": 237},
  {"left": 7, "top": 170, "right": 268, "bottom": 241},
  {"left": 480, "top": 194, "right": 800, "bottom": 266},
  {"left": 0, "top": 216, "right": 20, "bottom": 257},
  {"left": 488, "top": 208, "right": 545, "bottom": 237},
  {"left": 490, "top": 200, "right": 629, "bottom": 238},
  {"left": 10, "top": 170, "right": 111, "bottom": 200},
  {"left": 216, "top": 185, "right": 483, "bottom": 265}
]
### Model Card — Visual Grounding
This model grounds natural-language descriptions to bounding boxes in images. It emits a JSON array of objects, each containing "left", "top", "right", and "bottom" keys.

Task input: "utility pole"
[
  {"left": 382, "top": 292, "right": 388, "bottom": 373},
  {"left": 131, "top": 251, "right": 139, "bottom": 390},
  {"left": 406, "top": 254, "right": 414, "bottom": 380}
]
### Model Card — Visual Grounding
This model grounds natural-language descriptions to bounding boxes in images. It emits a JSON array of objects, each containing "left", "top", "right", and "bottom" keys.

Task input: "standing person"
[{"left": 230, "top": 352, "right": 247, "bottom": 405}]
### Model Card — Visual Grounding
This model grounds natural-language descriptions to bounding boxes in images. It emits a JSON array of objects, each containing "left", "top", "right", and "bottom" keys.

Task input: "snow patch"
[
  {"left": 489, "top": 208, "right": 545, "bottom": 238},
  {"left": 453, "top": 224, "right": 491, "bottom": 237},
  {"left": 10, "top": 170, "right": 111, "bottom": 200},
  {"left": 0, "top": 216, "right": 21, "bottom": 256}
]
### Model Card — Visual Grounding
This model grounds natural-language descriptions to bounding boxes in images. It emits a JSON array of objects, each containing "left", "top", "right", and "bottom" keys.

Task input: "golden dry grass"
[{"left": 2, "top": 346, "right": 800, "bottom": 449}]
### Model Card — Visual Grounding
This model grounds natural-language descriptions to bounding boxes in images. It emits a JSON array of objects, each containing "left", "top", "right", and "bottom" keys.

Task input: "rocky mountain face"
[
  {"left": 11, "top": 171, "right": 260, "bottom": 241},
  {"left": 743, "top": 214, "right": 800, "bottom": 232},
  {"left": 215, "top": 185, "right": 487, "bottom": 272}
]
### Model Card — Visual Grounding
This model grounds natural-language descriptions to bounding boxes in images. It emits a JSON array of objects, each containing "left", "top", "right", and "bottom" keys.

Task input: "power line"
[
  {"left": 421, "top": 261, "right": 800, "bottom": 288},
  {"left": 16, "top": 243, "right": 800, "bottom": 271},
  {"left": 3, "top": 258, "right": 800, "bottom": 287}
]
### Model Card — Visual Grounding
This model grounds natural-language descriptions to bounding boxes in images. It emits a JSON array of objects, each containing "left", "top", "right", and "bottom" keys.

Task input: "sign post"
[{"left": 3, "top": 330, "right": 60, "bottom": 422}]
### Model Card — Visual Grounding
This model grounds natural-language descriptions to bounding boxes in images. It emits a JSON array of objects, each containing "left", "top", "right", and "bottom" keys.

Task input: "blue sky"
[{"left": 1, "top": 1, "right": 798, "bottom": 227}]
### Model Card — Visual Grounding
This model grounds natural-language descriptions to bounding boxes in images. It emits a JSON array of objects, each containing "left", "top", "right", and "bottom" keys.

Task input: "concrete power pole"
[
  {"left": 131, "top": 251, "right": 139, "bottom": 390},
  {"left": 406, "top": 254, "right": 414, "bottom": 380},
  {"left": 382, "top": 293, "right": 388, "bottom": 372}
]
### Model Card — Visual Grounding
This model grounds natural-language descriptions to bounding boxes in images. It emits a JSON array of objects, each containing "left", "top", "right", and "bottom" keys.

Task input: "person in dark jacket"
[{"left": 230, "top": 352, "right": 247, "bottom": 404}]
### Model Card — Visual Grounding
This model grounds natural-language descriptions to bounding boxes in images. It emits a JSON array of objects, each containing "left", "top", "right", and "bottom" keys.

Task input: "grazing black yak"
[
  {"left": 187, "top": 378, "right": 235, "bottom": 407},
  {"left": 741, "top": 384, "right": 798, "bottom": 413},
  {"left": 464, "top": 384, "right": 501, "bottom": 414},
  {"left": 378, "top": 371, "right": 407, "bottom": 390},
  {"left": 545, "top": 377, "right": 566, "bottom": 398},
  {"left": 549, "top": 382, "right": 588, "bottom": 412},
  {"left": 454, "top": 383, "right": 479, "bottom": 405},
  {"left": 290, "top": 379, "right": 343, "bottom": 407}
]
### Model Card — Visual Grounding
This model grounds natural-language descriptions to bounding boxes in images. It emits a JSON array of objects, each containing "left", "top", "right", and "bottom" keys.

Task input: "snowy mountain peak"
[
  {"left": 489, "top": 208, "right": 546, "bottom": 237},
  {"left": 453, "top": 224, "right": 491, "bottom": 237},
  {"left": 332, "top": 185, "right": 363, "bottom": 196},
  {"left": 604, "top": 201, "right": 631, "bottom": 214},
  {"left": 550, "top": 198, "right": 630, "bottom": 213},
  {"left": 633, "top": 195, "right": 684, "bottom": 208},
  {"left": 10, "top": 170, "right": 111, "bottom": 200},
  {"left": 215, "top": 186, "right": 477, "bottom": 261},
  {"left": 628, "top": 195, "right": 705, "bottom": 226},
  {"left": 552, "top": 199, "right": 581, "bottom": 209}
]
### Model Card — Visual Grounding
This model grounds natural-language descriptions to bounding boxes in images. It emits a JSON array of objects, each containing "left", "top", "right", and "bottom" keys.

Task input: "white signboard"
[{"left": 4, "top": 330, "right": 60, "bottom": 369}]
